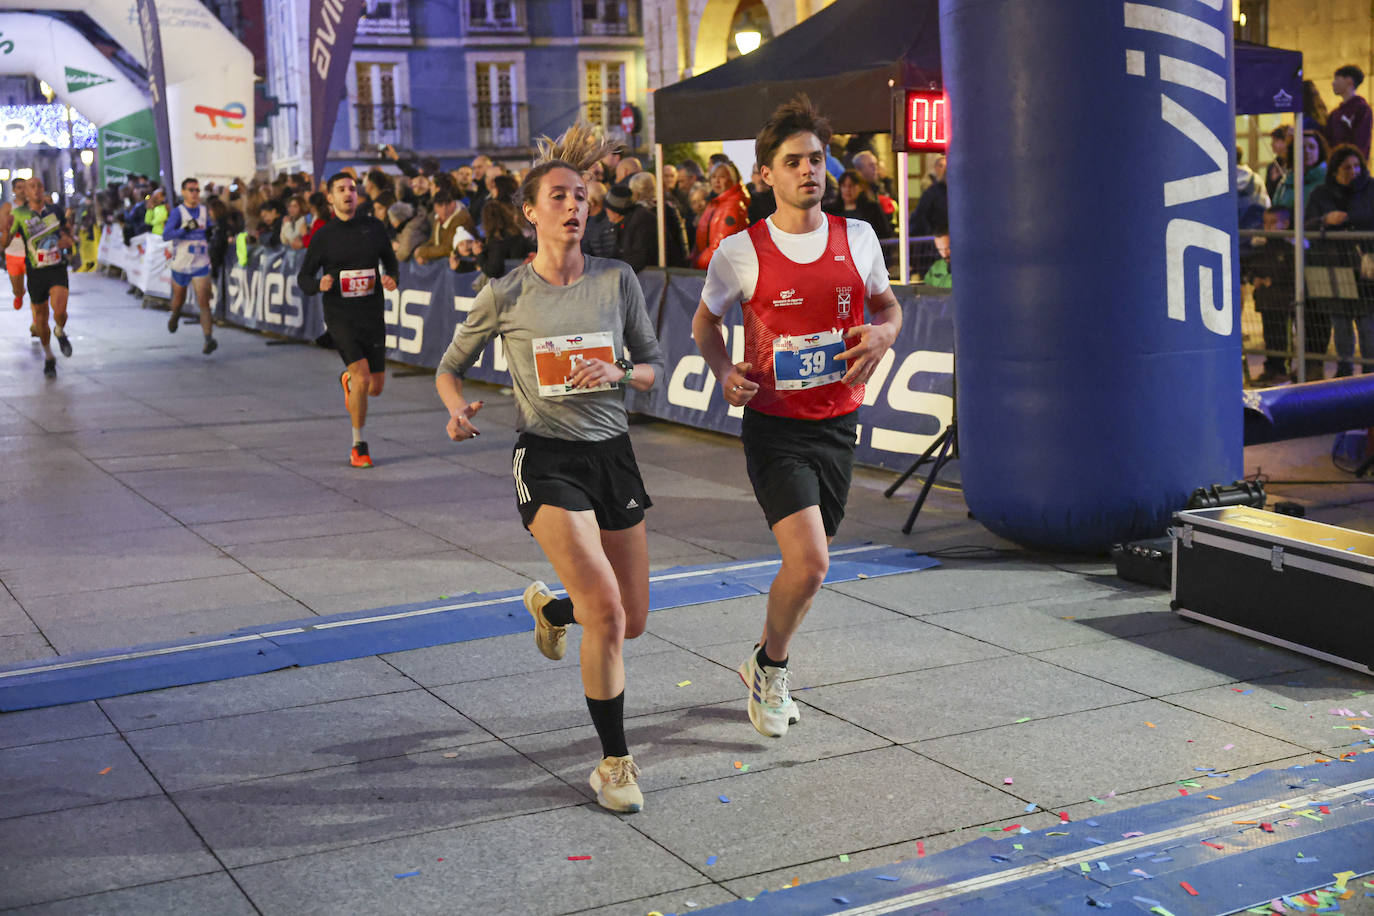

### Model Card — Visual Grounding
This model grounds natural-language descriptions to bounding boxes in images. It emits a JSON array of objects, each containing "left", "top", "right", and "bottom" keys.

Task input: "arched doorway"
[{"left": 693, "top": 0, "right": 783, "bottom": 76}]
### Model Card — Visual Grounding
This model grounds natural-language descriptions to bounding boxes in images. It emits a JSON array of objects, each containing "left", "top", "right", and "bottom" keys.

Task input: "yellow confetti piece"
[
  {"left": 1013, "top": 843, "right": 1023, "bottom": 851},
  {"left": 1333, "top": 871, "right": 1357, "bottom": 892},
  {"left": 1145, "top": 722, "right": 1156, "bottom": 728},
  {"left": 677, "top": 680, "right": 692, "bottom": 687},
  {"left": 442, "top": 752, "right": 459, "bottom": 759},
  {"left": 97, "top": 767, "right": 112, "bottom": 776},
  {"left": 1206, "top": 795, "right": 1222, "bottom": 800}
]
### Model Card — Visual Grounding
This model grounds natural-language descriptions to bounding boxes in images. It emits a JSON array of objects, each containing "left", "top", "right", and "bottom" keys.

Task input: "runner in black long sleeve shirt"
[{"left": 298, "top": 173, "right": 400, "bottom": 468}]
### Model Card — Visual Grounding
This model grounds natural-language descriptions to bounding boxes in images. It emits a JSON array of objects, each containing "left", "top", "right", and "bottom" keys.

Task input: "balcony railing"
[
  {"left": 579, "top": 0, "right": 639, "bottom": 36},
  {"left": 467, "top": 0, "right": 526, "bottom": 32},
  {"left": 354, "top": 103, "right": 413, "bottom": 150},
  {"left": 474, "top": 102, "right": 529, "bottom": 150}
]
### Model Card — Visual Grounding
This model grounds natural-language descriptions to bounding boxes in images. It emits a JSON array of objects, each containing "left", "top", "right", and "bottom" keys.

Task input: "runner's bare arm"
[
  {"left": 435, "top": 372, "right": 483, "bottom": 440},
  {"left": 692, "top": 301, "right": 757, "bottom": 407},
  {"left": 836, "top": 288, "right": 902, "bottom": 386}
]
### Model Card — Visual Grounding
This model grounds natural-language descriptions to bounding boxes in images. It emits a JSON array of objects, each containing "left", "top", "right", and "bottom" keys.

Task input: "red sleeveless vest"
[{"left": 741, "top": 214, "right": 866, "bottom": 420}]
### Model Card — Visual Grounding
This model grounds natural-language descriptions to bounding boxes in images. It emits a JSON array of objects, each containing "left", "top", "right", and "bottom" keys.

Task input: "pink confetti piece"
[
  {"left": 1122, "top": 831, "right": 1144, "bottom": 838},
  {"left": 1003, "top": 777, "right": 1014, "bottom": 785},
  {"left": 1223, "top": 744, "right": 1235, "bottom": 750}
]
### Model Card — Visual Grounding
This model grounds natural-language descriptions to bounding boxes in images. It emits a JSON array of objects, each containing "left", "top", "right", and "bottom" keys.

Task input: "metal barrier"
[{"left": 1240, "top": 228, "right": 1374, "bottom": 385}]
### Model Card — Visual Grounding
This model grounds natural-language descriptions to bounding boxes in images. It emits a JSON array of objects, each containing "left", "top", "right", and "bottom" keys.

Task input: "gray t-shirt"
[{"left": 436, "top": 256, "right": 665, "bottom": 441}]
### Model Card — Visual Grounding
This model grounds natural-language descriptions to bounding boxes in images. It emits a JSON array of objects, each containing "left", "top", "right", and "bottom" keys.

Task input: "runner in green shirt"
[{"left": 1, "top": 175, "right": 74, "bottom": 377}]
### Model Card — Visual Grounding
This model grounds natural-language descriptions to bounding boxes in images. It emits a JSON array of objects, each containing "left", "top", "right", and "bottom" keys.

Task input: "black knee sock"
[
  {"left": 543, "top": 597, "right": 575, "bottom": 626},
  {"left": 757, "top": 644, "right": 788, "bottom": 669},
  {"left": 586, "top": 692, "right": 628, "bottom": 758}
]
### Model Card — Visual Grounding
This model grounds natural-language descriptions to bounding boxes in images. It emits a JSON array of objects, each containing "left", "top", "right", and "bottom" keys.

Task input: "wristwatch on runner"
[{"left": 614, "top": 358, "right": 634, "bottom": 385}]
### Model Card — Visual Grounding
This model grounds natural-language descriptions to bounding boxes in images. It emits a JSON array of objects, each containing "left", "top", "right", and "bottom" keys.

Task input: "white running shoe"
[
  {"left": 522, "top": 580, "right": 567, "bottom": 661},
  {"left": 737, "top": 647, "right": 800, "bottom": 738},
  {"left": 589, "top": 754, "right": 643, "bottom": 813}
]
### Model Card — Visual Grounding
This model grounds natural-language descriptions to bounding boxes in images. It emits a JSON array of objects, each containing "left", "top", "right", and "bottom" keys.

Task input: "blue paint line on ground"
[
  {"left": 0, "top": 543, "right": 936, "bottom": 711},
  {"left": 693, "top": 752, "right": 1374, "bottom": 915}
]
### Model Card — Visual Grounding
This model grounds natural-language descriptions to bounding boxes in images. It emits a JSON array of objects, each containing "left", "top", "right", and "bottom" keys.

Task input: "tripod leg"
[
  {"left": 884, "top": 426, "right": 950, "bottom": 498},
  {"left": 902, "top": 426, "right": 956, "bottom": 534}
]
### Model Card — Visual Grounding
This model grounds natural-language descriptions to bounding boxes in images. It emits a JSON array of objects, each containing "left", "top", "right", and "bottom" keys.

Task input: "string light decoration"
[{"left": 0, "top": 104, "right": 99, "bottom": 150}]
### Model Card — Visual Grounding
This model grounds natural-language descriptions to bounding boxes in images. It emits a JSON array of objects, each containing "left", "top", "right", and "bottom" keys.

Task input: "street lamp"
[
  {"left": 733, "top": 30, "right": 762, "bottom": 55},
  {"left": 80, "top": 150, "right": 94, "bottom": 166}
]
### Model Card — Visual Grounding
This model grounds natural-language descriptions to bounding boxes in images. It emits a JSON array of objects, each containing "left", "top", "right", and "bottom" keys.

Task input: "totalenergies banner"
[
  {"left": 0, "top": 14, "right": 158, "bottom": 186},
  {"left": 27, "top": 0, "right": 256, "bottom": 185}
]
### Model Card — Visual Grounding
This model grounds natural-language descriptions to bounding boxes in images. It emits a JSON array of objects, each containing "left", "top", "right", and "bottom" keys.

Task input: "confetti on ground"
[
  {"left": 394, "top": 870, "right": 420, "bottom": 879},
  {"left": 1206, "top": 795, "right": 1222, "bottom": 800},
  {"left": 1273, "top": 705, "right": 1287, "bottom": 710},
  {"left": 1059, "top": 811, "right": 1070, "bottom": 821},
  {"left": 1079, "top": 863, "right": 1090, "bottom": 873},
  {"left": 1002, "top": 824, "right": 1021, "bottom": 832},
  {"left": 718, "top": 796, "right": 730, "bottom": 803},
  {"left": 1122, "top": 831, "right": 1143, "bottom": 838},
  {"left": 1194, "top": 766, "right": 1214, "bottom": 772},
  {"left": 1047, "top": 831, "right": 1069, "bottom": 836},
  {"left": 1024, "top": 803, "right": 1037, "bottom": 812},
  {"left": 791, "top": 877, "right": 800, "bottom": 887},
  {"left": 1261, "top": 822, "right": 1274, "bottom": 832},
  {"left": 916, "top": 841, "right": 925, "bottom": 857},
  {"left": 442, "top": 752, "right": 458, "bottom": 759},
  {"left": 1233, "top": 820, "right": 1258, "bottom": 825},
  {"left": 1097, "top": 861, "right": 1110, "bottom": 871},
  {"left": 1146, "top": 722, "right": 1156, "bottom": 728},
  {"left": 1089, "top": 796, "right": 1106, "bottom": 804},
  {"left": 1181, "top": 882, "right": 1199, "bottom": 896},
  {"left": 705, "top": 855, "right": 717, "bottom": 866},
  {"left": 1334, "top": 872, "right": 1357, "bottom": 892},
  {"left": 1003, "top": 777, "right": 1014, "bottom": 784},
  {"left": 1295, "top": 856, "right": 1320, "bottom": 863},
  {"left": 733, "top": 761, "right": 743, "bottom": 769},
  {"left": 1152, "top": 856, "right": 1174, "bottom": 864},
  {"left": 1201, "top": 841, "right": 1224, "bottom": 850},
  {"left": 1150, "top": 907, "right": 1177, "bottom": 916},
  {"left": 1013, "top": 843, "right": 1023, "bottom": 851},
  {"left": 567, "top": 855, "right": 592, "bottom": 861},
  {"left": 1087, "top": 895, "right": 1112, "bottom": 908},
  {"left": 833, "top": 898, "right": 850, "bottom": 905},
  {"left": 677, "top": 680, "right": 692, "bottom": 687},
  {"left": 1178, "top": 789, "right": 1188, "bottom": 796},
  {"left": 1085, "top": 836, "right": 1106, "bottom": 846},
  {"left": 1132, "top": 897, "right": 1161, "bottom": 908},
  {"left": 1131, "top": 869, "right": 1154, "bottom": 879},
  {"left": 97, "top": 767, "right": 111, "bottom": 775},
  {"left": 875, "top": 875, "right": 898, "bottom": 881},
  {"left": 1015, "top": 717, "right": 1031, "bottom": 723},
  {"left": 1223, "top": 743, "right": 1235, "bottom": 750}
]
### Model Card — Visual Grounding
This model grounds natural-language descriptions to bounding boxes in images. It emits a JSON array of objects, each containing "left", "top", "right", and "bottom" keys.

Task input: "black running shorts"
[
  {"left": 324, "top": 306, "right": 387, "bottom": 373},
  {"left": 513, "top": 432, "right": 652, "bottom": 531},
  {"left": 740, "top": 408, "right": 859, "bottom": 537},
  {"left": 27, "top": 265, "right": 68, "bottom": 305}
]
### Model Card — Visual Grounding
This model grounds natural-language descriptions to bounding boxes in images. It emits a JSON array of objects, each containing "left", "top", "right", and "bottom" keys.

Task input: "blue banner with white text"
[{"left": 218, "top": 247, "right": 954, "bottom": 470}]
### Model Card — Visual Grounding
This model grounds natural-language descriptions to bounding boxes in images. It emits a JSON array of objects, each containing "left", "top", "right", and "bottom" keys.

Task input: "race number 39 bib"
[
  {"left": 339, "top": 268, "right": 376, "bottom": 298},
  {"left": 33, "top": 248, "right": 62, "bottom": 268},
  {"left": 531, "top": 331, "right": 616, "bottom": 396},
  {"left": 772, "top": 329, "right": 846, "bottom": 390}
]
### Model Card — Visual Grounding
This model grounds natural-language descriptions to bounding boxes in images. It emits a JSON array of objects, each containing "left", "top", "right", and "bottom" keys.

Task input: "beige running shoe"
[
  {"left": 589, "top": 754, "right": 643, "bottom": 813},
  {"left": 523, "top": 580, "right": 567, "bottom": 660}
]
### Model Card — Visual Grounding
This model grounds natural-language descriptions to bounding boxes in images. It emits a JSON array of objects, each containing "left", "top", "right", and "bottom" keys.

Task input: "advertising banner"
[
  {"left": 309, "top": 0, "right": 367, "bottom": 181},
  {"left": 135, "top": 0, "right": 176, "bottom": 193},
  {"left": 213, "top": 247, "right": 955, "bottom": 469}
]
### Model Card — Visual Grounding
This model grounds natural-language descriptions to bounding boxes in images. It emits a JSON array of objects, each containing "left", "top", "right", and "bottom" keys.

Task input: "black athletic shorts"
[
  {"left": 27, "top": 265, "right": 68, "bottom": 305},
  {"left": 512, "top": 432, "right": 652, "bottom": 531},
  {"left": 324, "top": 306, "right": 387, "bottom": 373},
  {"left": 740, "top": 408, "right": 859, "bottom": 537}
]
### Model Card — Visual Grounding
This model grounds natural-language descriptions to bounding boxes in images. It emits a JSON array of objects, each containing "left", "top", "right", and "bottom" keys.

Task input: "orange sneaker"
[
  {"left": 349, "top": 441, "right": 373, "bottom": 468},
  {"left": 340, "top": 370, "right": 351, "bottom": 407}
]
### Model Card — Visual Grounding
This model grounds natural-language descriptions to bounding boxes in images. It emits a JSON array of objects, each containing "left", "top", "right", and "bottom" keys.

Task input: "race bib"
[
  {"left": 531, "top": 331, "right": 616, "bottom": 397},
  {"left": 339, "top": 268, "right": 376, "bottom": 298},
  {"left": 772, "top": 329, "right": 846, "bottom": 390},
  {"left": 33, "top": 248, "right": 62, "bottom": 268}
]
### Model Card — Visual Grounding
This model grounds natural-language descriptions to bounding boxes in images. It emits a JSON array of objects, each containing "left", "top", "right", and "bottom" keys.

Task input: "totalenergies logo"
[
  {"left": 803, "top": 335, "right": 822, "bottom": 344},
  {"left": 194, "top": 102, "right": 247, "bottom": 128},
  {"left": 565, "top": 336, "right": 583, "bottom": 344}
]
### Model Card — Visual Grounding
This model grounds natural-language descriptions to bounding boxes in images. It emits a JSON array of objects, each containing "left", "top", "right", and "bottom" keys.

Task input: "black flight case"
[{"left": 1171, "top": 506, "right": 1374, "bottom": 676}]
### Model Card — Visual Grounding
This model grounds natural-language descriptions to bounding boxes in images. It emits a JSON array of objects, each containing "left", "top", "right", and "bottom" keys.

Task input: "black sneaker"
[
  {"left": 43, "top": 357, "right": 56, "bottom": 378},
  {"left": 55, "top": 333, "right": 72, "bottom": 358},
  {"left": 167, "top": 310, "right": 180, "bottom": 333},
  {"left": 203, "top": 336, "right": 218, "bottom": 355}
]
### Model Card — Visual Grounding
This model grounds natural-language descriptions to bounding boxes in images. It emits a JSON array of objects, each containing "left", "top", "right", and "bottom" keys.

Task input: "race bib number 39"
[
  {"left": 33, "top": 249, "right": 62, "bottom": 267},
  {"left": 339, "top": 268, "right": 376, "bottom": 298},
  {"left": 772, "top": 329, "right": 846, "bottom": 390},
  {"left": 532, "top": 331, "right": 616, "bottom": 396}
]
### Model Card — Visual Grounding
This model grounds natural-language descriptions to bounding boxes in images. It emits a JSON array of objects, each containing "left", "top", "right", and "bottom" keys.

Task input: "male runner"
[
  {"left": 3, "top": 176, "right": 75, "bottom": 378},
  {"left": 298, "top": 173, "right": 399, "bottom": 468},
  {"left": 161, "top": 177, "right": 218, "bottom": 354},
  {"left": 5, "top": 177, "right": 26, "bottom": 312},
  {"left": 692, "top": 96, "right": 902, "bottom": 738}
]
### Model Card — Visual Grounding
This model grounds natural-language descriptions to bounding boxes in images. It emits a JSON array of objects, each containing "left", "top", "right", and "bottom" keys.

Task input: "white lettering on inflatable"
[
  {"left": 1122, "top": 3, "right": 1224, "bottom": 57},
  {"left": 1166, "top": 218, "right": 1232, "bottom": 334},
  {"left": 869, "top": 350, "right": 954, "bottom": 455},
  {"left": 1159, "top": 94, "right": 1228, "bottom": 206}
]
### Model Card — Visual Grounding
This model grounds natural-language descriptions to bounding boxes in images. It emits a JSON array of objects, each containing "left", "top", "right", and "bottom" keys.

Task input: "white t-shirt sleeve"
[
  {"left": 845, "top": 220, "right": 891, "bottom": 298},
  {"left": 701, "top": 233, "right": 756, "bottom": 316}
]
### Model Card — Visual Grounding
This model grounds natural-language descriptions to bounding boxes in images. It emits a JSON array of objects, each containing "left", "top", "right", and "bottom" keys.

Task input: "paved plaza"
[{"left": 1, "top": 272, "right": 1372, "bottom": 914}]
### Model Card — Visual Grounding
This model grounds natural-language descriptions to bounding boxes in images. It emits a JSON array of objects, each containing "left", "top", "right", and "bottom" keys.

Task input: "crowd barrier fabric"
[
  {"left": 96, "top": 230, "right": 173, "bottom": 299},
  {"left": 215, "top": 247, "right": 955, "bottom": 469}
]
